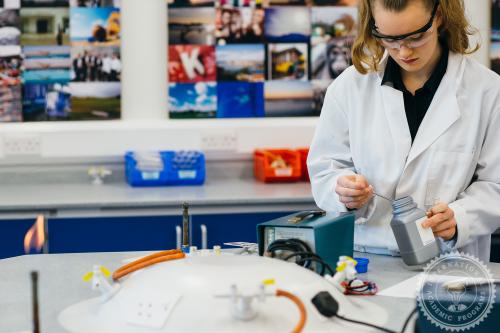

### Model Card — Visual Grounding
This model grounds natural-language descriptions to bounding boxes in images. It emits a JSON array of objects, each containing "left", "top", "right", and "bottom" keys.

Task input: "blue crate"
[{"left": 125, "top": 151, "right": 205, "bottom": 187}]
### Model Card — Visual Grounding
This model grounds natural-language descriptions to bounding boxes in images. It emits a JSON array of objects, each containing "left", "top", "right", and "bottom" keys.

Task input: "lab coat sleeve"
[
  {"left": 307, "top": 84, "right": 355, "bottom": 212},
  {"left": 449, "top": 104, "right": 500, "bottom": 249}
]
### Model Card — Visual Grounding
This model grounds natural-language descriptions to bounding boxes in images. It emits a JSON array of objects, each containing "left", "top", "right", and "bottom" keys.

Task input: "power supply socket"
[
  {"left": 3, "top": 135, "right": 42, "bottom": 156},
  {"left": 201, "top": 132, "right": 237, "bottom": 151}
]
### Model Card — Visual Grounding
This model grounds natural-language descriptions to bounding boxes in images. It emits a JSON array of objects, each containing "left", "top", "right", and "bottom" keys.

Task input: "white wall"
[{"left": 0, "top": 0, "right": 492, "bottom": 164}]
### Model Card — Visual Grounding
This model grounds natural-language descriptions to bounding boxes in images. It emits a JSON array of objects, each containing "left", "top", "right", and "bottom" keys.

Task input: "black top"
[{"left": 381, "top": 46, "right": 449, "bottom": 142}]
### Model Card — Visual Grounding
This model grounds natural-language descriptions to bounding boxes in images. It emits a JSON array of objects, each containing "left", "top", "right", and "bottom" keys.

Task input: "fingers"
[
  {"left": 428, "top": 202, "right": 447, "bottom": 215},
  {"left": 422, "top": 203, "right": 457, "bottom": 241},
  {"left": 344, "top": 195, "right": 372, "bottom": 209},
  {"left": 423, "top": 208, "right": 454, "bottom": 229},
  {"left": 337, "top": 174, "right": 369, "bottom": 190},
  {"left": 431, "top": 219, "right": 456, "bottom": 233},
  {"left": 336, "top": 174, "right": 373, "bottom": 209},
  {"left": 435, "top": 227, "right": 456, "bottom": 240},
  {"left": 335, "top": 186, "right": 368, "bottom": 198}
]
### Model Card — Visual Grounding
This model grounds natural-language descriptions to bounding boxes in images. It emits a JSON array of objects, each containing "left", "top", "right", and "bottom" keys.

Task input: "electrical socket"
[
  {"left": 2, "top": 135, "right": 42, "bottom": 156},
  {"left": 201, "top": 132, "right": 237, "bottom": 151}
]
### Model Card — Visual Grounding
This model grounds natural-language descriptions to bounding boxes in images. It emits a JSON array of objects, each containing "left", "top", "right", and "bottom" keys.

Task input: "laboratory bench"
[
  {"left": 0, "top": 160, "right": 316, "bottom": 258},
  {"left": 1, "top": 251, "right": 499, "bottom": 333}
]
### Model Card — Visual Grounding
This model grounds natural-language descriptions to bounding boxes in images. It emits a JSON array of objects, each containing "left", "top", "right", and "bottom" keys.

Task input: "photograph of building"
[
  {"left": 268, "top": 43, "right": 308, "bottom": 81},
  {"left": 20, "top": 7, "right": 69, "bottom": 45}
]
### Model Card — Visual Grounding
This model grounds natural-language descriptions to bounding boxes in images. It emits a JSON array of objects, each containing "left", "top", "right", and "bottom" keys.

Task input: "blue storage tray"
[{"left": 125, "top": 151, "right": 205, "bottom": 187}]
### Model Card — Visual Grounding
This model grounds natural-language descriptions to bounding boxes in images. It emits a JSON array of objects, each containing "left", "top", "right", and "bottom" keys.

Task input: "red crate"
[
  {"left": 297, "top": 148, "right": 310, "bottom": 181},
  {"left": 254, "top": 149, "right": 302, "bottom": 183}
]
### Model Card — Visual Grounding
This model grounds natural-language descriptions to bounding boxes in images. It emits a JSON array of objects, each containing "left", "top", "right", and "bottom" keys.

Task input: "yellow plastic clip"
[
  {"left": 100, "top": 266, "right": 111, "bottom": 277},
  {"left": 262, "top": 278, "right": 276, "bottom": 286},
  {"left": 83, "top": 266, "right": 111, "bottom": 282},
  {"left": 83, "top": 271, "right": 94, "bottom": 282}
]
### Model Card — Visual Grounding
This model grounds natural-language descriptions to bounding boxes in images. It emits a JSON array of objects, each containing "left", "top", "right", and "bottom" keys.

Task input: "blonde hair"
[{"left": 352, "top": 0, "right": 479, "bottom": 74}]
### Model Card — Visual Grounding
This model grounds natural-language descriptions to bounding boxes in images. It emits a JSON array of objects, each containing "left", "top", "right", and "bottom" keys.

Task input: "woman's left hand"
[{"left": 422, "top": 202, "right": 457, "bottom": 241}]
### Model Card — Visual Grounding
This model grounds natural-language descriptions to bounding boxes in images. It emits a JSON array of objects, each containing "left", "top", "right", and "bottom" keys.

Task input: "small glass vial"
[{"left": 390, "top": 196, "right": 439, "bottom": 266}]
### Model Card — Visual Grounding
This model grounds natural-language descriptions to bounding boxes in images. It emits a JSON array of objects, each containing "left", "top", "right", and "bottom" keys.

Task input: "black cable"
[
  {"left": 312, "top": 291, "right": 417, "bottom": 333},
  {"left": 267, "top": 239, "right": 314, "bottom": 268},
  {"left": 296, "top": 257, "right": 335, "bottom": 276},
  {"left": 267, "top": 238, "right": 335, "bottom": 276},
  {"left": 335, "top": 314, "right": 398, "bottom": 333},
  {"left": 336, "top": 306, "right": 418, "bottom": 333},
  {"left": 400, "top": 307, "right": 418, "bottom": 333},
  {"left": 267, "top": 238, "right": 312, "bottom": 255},
  {"left": 283, "top": 251, "right": 321, "bottom": 261},
  {"left": 283, "top": 251, "right": 316, "bottom": 268},
  {"left": 283, "top": 251, "right": 334, "bottom": 276}
]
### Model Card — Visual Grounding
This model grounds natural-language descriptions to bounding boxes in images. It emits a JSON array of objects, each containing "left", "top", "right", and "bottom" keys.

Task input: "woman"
[{"left": 307, "top": 0, "right": 500, "bottom": 262}]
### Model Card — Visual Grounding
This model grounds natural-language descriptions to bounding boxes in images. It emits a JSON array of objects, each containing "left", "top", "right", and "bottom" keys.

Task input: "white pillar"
[
  {"left": 121, "top": 0, "right": 168, "bottom": 120},
  {"left": 464, "top": 0, "right": 491, "bottom": 67}
]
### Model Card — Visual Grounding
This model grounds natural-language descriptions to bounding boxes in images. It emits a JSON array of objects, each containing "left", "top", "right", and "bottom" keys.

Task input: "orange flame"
[{"left": 24, "top": 215, "right": 45, "bottom": 254}]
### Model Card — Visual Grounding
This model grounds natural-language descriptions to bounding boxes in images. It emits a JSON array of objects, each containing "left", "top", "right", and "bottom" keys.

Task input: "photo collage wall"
[
  {"left": 167, "top": 0, "right": 359, "bottom": 118},
  {"left": 493, "top": 0, "right": 500, "bottom": 74},
  {"left": 0, "top": 0, "right": 121, "bottom": 122}
]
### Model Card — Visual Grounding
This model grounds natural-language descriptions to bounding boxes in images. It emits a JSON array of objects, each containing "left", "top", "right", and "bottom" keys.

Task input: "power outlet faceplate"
[
  {"left": 201, "top": 132, "right": 237, "bottom": 151},
  {"left": 2, "top": 135, "right": 42, "bottom": 156}
]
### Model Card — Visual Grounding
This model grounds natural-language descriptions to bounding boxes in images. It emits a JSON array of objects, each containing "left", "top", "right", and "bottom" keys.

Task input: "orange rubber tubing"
[
  {"left": 276, "top": 289, "right": 307, "bottom": 333},
  {"left": 112, "top": 249, "right": 185, "bottom": 281}
]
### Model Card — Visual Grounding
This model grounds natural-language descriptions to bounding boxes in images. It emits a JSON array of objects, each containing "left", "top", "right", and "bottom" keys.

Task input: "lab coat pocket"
[{"left": 425, "top": 150, "right": 475, "bottom": 207}]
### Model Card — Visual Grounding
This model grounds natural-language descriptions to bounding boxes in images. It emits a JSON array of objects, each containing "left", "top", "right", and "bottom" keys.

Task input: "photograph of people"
[
  {"left": 215, "top": 7, "right": 264, "bottom": 44},
  {"left": 71, "top": 47, "right": 120, "bottom": 82},
  {"left": 307, "top": 0, "right": 500, "bottom": 263}
]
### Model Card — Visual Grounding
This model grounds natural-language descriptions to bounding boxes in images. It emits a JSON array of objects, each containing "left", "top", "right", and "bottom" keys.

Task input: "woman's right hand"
[{"left": 336, "top": 174, "right": 373, "bottom": 209}]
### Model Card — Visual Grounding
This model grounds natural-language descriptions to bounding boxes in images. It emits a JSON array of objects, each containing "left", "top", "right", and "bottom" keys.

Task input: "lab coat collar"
[
  {"left": 378, "top": 52, "right": 465, "bottom": 169},
  {"left": 406, "top": 52, "right": 465, "bottom": 167}
]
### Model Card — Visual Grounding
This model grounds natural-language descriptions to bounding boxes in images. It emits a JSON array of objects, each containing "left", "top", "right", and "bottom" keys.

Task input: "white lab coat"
[{"left": 307, "top": 52, "right": 500, "bottom": 263}]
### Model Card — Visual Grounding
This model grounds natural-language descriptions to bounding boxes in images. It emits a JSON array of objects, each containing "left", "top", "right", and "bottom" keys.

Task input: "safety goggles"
[{"left": 371, "top": 0, "right": 439, "bottom": 50}]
